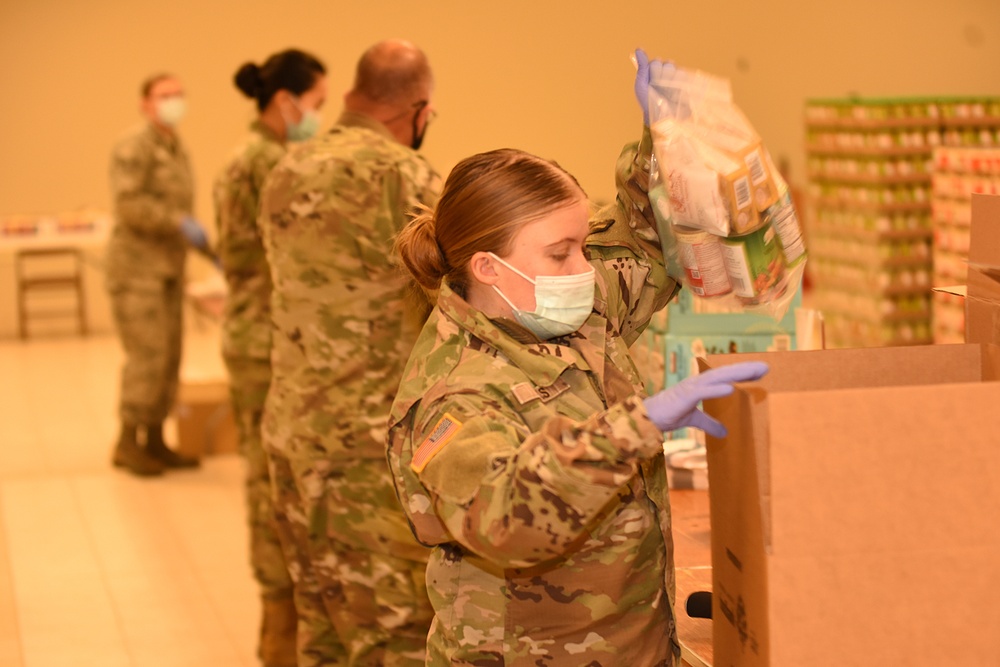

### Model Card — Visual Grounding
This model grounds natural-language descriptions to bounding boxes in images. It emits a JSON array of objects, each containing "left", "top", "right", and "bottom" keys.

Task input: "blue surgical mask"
[
  {"left": 489, "top": 253, "right": 596, "bottom": 340},
  {"left": 286, "top": 97, "right": 320, "bottom": 142}
]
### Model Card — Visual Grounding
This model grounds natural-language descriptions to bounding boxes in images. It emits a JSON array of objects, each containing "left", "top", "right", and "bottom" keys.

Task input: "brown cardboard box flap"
[{"left": 965, "top": 195, "right": 1000, "bottom": 345}]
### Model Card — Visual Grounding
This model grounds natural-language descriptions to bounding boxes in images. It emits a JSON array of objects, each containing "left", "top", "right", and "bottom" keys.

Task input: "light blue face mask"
[
  {"left": 489, "top": 253, "right": 596, "bottom": 340},
  {"left": 286, "top": 97, "right": 320, "bottom": 142}
]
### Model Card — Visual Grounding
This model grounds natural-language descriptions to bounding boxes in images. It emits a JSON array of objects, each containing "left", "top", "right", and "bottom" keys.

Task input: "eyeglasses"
[{"left": 386, "top": 100, "right": 436, "bottom": 124}]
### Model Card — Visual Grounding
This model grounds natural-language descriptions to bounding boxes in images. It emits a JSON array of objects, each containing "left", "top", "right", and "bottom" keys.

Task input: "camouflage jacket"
[
  {"left": 387, "top": 130, "right": 683, "bottom": 666},
  {"left": 106, "top": 122, "right": 193, "bottom": 283},
  {"left": 259, "top": 110, "right": 440, "bottom": 465},
  {"left": 213, "top": 120, "right": 286, "bottom": 361}
]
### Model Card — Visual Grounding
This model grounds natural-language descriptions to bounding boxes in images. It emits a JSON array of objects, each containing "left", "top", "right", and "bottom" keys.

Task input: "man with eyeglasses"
[{"left": 257, "top": 39, "right": 440, "bottom": 667}]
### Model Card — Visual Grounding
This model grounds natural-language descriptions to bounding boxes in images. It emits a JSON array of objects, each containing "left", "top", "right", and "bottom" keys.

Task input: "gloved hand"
[
  {"left": 633, "top": 48, "right": 675, "bottom": 126},
  {"left": 643, "top": 361, "right": 769, "bottom": 438},
  {"left": 179, "top": 216, "right": 208, "bottom": 249}
]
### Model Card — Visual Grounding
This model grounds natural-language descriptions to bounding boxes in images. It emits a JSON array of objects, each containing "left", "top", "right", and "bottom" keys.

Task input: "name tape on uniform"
[
  {"left": 511, "top": 378, "right": 571, "bottom": 406},
  {"left": 411, "top": 413, "right": 463, "bottom": 473}
]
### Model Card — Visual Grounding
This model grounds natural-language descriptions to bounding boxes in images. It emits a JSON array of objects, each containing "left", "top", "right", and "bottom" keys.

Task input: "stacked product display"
[
  {"left": 805, "top": 96, "right": 1000, "bottom": 348},
  {"left": 931, "top": 147, "right": 1000, "bottom": 343}
]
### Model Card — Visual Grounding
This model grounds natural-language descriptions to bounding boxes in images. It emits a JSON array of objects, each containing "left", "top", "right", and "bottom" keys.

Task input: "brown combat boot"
[
  {"left": 145, "top": 422, "right": 200, "bottom": 469},
  {"left": 112, "top": 422, "right": 164, "bottom": 476},
  {"left": 259, "top": 594, "right": 298, "bottom": 667}
]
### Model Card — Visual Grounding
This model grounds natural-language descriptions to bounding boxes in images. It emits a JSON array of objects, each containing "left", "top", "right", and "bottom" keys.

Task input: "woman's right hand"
[{"left": 642, "top": 361, "right": 769, "bottom": 437}]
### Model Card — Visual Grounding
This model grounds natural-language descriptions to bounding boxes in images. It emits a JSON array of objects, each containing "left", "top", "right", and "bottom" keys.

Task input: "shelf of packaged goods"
[
  {"left": 805, "top": 117, "right": 945, "bottom": 131},
  {"left": 805, "top": 144, "right": 934, "bottom": 158},
  {"left": 820, "top": 329, "right": 934, "bottom": 349},
  {"left": 815, "top": 304, "right": 932, "bottom": 325},
  {"left": 805, "top": 116, "right": 1000, "bottom": 131},
  {"left": 941, "top": 116, "right": 1000, "bottom": 129},
  {"left": 808, "top": 248, "right": 931, "bottom": 270},
  {"left": 812, "top": 279, "right": 932, "bottom": 297},
  {"left": 806, "top": 172, "right": 932, "bottom": 186},
  {"left": 808, "top": 224, "right": 932, "bottom": 243},
  {"left": 811, "top": 198, "right": 930, "bottom": 214},
  {"left": 932, "top": 193, "right": 976, "bottom": 209}
]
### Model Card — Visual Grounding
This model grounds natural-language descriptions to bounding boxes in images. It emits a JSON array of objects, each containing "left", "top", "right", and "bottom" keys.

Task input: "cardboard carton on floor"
[
  {"left": 173, "top": 379, "right": 238, "bottom": 458},
  {"left": 700, "top": 343, "right": 1000, "bottom": 666}
]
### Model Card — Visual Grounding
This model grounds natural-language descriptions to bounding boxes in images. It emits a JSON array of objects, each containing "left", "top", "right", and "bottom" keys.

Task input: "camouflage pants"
[
  {"left": 268, "top": 453, "right": 432, "bottom": 667},
  {"left": 224, "top": 355, "right": 293, "bottom": 598},
  {"left": 108, "top": 277, "right": 182, "bottom": 425}
]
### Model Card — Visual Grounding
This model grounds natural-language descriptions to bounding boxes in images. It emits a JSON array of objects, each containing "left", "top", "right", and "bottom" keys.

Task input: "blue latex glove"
[
  {"left": 633, "top": 48, "right": 675, "bottom": 126},
  {"left": 180, "top": 216, "right": 208, "bottom": 249},
  {"left": 633, "top": 48, "right": 651, "bottom": 125},
  {"left": 643, "top": 361, "right": 769, "bottom": 438}
]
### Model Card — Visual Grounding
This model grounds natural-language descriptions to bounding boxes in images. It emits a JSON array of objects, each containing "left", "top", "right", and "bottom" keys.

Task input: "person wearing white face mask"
[
  {"left": 213, "top": 48, "right": 326, "bottom": 667},
  {"left": 106, "top": 73, "right": 210, "bottom": 477},
  {"left": 387, "top": 50, "right": 769, "bottom": 666}
]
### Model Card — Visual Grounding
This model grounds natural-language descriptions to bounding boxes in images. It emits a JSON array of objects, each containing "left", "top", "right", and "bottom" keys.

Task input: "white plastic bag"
[{"left": 645, "top": 60, "right": 807, "bottom": 320}]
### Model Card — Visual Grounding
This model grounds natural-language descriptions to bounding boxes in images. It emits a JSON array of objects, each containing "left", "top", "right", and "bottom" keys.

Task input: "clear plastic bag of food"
[{"left": 645, "top": 61, "right": 807, "bottom": 320}]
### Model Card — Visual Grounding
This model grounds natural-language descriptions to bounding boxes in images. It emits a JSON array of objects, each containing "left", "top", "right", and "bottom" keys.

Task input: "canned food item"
[
  {"left": 674, "top": 226, "right": 732, "bottom": 297},
  {"left": 763, "top": 191, "right": 807, "bottom": 266},
  {"left": 719, "top": 221, "right": 787, "bottom": 305}
]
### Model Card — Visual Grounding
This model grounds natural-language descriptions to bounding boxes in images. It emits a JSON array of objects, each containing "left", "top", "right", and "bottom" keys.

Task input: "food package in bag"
[
  {"left": 652, "top": 123, "right": 736, "bottom": 236},
  {"left": 643, "top": 58, "right": 807, "bottom": 321},
  {"left": 649, "top": 68, "right": 769, "bottom": 236}
]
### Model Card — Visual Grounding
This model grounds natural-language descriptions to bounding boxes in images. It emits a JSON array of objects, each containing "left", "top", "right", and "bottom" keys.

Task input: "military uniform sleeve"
[
  {"left": 390, "top": 153, "right": 442, "bottom": 311},
  {"left": 215, "top": 146, "right": 283, "bottom": 271},
  {"left": 109, "top": 135, "right": 187, "bottom": 235},
  {"left": 588, "top": 127, "right": 680, "bottom": 347},
  {"left": 399, "top": 389, "right": 665, "bottom": 569},
  {"left": 390, "top": 153, "right": 441, "bottom": 231}
]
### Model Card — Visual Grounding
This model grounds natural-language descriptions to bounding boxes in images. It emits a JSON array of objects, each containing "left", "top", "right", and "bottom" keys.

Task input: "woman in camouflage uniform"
[
  {"left": 213, "top": 49, "right": 326, "bottom": 667},
  {"left": 387, "top": 52, "right": 767, "bottom": 666}
]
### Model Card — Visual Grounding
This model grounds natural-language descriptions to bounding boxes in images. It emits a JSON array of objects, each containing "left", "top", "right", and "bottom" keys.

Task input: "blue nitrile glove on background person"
[
  {"left": 643, "top": 361, "right": 769, "bottom": 438},
  {"left": 180, "top": 215, "right": 209, "bottom": 249},
  {"left": 633, "top": 48, "right": 675, "bottom": 126},
  {"left": 180, "top": 215, "right": 222, "bottom": 268}
]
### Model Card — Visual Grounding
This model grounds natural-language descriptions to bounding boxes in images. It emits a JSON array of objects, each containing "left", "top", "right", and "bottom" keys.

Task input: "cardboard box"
[
  {"left": 934, "top": 193, "right": 1000, "bottom": 345},
  {"left": 699, "top": 344, "right": 1000, "bottom": 666},
  {"left": 173, "top": 379, "right": 238, "bottom": 458},
  {"left": 965, "top": 194, "right": 1000, "bottom": 344}
]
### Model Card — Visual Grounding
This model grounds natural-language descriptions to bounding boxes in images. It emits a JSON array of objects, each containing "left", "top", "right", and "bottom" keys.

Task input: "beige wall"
[{"left": 1, "top": 0, "right": 998, "bottom": 228}]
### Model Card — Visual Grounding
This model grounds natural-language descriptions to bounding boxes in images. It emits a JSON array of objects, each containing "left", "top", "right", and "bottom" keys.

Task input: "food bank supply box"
[
  {"left": 664, "top": 287, "right": 801, "bottom": 390},
  {"left": 173, "top": 377, "right": 238, "bottom": 458},
  {"left": 934, "top": 193, "right": 1000, "bottom": 345},
  {"left": 699, "top": 343, "right": 1000, "bottom": 666}
]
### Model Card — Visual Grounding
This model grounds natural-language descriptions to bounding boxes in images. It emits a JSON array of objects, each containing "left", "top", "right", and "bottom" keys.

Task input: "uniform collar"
[
  {"left": 334, "top": 110, "right": 397, "bottom": 141},
  {"left": 437, "top": 284, "right": 605, "bottom": 387},
  {"left": 250, "top": 118, "right": 283, "bottom": 143}
]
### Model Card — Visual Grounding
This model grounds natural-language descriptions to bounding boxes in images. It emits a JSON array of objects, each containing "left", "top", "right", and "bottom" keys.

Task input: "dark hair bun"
[{"left": 234, "top": 62, "right": 263, "bottom": 99}]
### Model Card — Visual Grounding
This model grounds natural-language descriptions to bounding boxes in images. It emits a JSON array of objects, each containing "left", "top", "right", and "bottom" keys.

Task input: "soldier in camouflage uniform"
[
  {"left": 107, "top": 73, "right": 209, "bottom": 477},
  {"left": 213, "top": 50, "right": 327, "bottom": 667},
  {"left": 258, "top": 40, "right": 440, "bottom": 667},
  {"left": 387, "top": 52, "right": 767, "bottom": 665}
]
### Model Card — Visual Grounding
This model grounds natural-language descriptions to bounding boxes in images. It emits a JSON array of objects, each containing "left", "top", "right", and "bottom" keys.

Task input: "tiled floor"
[{"left": 0, "top": 325, "right": 259, "bottom": 667}]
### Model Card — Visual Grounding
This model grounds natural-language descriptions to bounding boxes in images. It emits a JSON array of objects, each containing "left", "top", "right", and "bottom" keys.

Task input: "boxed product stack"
[
  {"left": 930, "top": 147, "right": 1000, "bottom": 343},
  {"left": 804, "top": 96, "right": 1000, "bottom": 348}
]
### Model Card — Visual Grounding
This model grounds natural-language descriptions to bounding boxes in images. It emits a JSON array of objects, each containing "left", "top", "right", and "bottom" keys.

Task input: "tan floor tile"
[{"left": 0, "top": 330, "right": 258, "bottom": 666}]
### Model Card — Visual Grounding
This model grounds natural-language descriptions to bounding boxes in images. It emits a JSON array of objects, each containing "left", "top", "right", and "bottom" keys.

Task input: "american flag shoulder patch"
[{"left": 410, "top": 413, "right": 463, "bottom": 473}]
